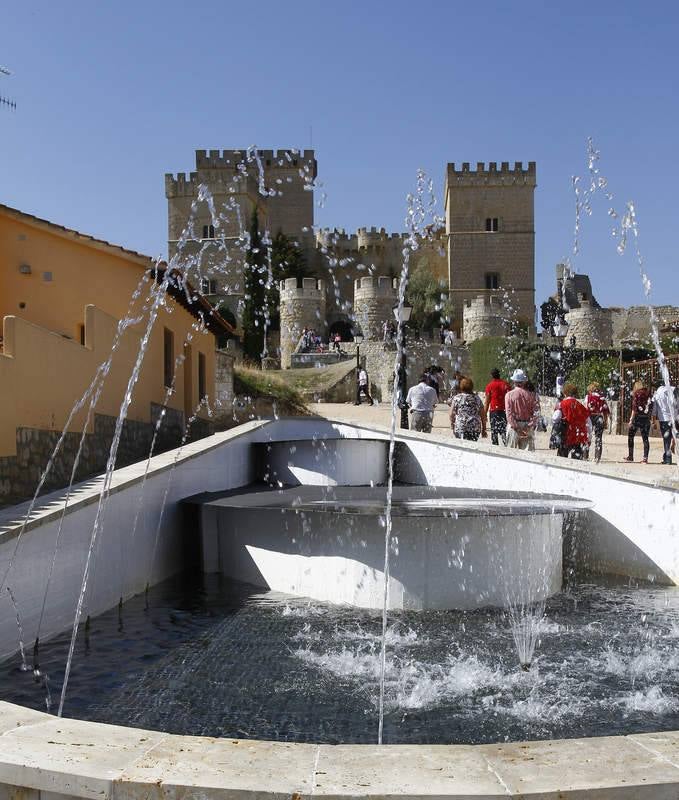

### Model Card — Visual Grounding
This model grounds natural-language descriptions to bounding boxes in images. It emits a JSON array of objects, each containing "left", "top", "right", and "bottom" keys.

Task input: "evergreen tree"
[
  {"left": 405, "top": 260, "right": 452, "bottom": 334},
  {"left": 241, "top": 208, "right": 267, "bottom": 364},
  {"left": 266, "top": 230, "right": 308, "bottom": 331}
]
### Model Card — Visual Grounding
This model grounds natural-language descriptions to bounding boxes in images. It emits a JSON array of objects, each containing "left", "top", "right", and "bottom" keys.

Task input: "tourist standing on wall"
[
  {"left": 406, "top": 373, "right": 438, "bottom": 433},
  {"left": 450, "top": 378, "right": 487, "bottom": 441},
  {"left": 484, "top": 368, "right": 510, "bottom": 445},
  {"left": 625, "top": 380, "right": 652, "bottom": 463},
  {"left": 652, "top": 378, "right": 677, "bottom": 465},
  {"left": 505, "top": 369, "right": 537, "bottom": 451},
  {"left": 555, "top": 383, "right": 592, "bottom": 460},
  {"left": 357, "top": 368, "right": 373, "bottom": 405},
  {"left": 585, "top": 381, "right": 610, "bottom": 463}
]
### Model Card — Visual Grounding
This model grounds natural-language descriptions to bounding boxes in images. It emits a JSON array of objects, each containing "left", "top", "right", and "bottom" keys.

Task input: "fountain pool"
[{"left": 3, "top": 572, "right": 679, "bottom": 746}]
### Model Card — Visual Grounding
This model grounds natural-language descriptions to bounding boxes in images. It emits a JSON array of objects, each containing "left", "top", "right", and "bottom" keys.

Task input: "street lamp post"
[
  {"left": 393, "top": 302, "right": 413, "bottom": 429},
  {"left": 353, "top": 333, "right": 364, "bottom": 405}
]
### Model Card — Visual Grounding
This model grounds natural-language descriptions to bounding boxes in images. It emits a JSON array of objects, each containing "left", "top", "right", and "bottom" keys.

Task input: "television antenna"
[{"left": 1, "top": 65, "right": 16, "bottom": 111}]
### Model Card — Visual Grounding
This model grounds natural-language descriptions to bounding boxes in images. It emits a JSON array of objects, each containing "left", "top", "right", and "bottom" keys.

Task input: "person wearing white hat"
[{"left": 505, "top": 368, "right": 538, "bottom": 450}]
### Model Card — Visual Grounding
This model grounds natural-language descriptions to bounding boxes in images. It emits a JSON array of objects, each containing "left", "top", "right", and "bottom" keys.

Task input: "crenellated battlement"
[
  {"left": 165, "top": 170, "right": 256, "bottom": 199},
  {"left": 280, "top": 277, "right": 325, "bottom": 298},
  {"left": 317, "top": 227, "right": 407, "bottom": 251},
  {"left": 446, "top": 160, "right": 536, "bottom": 187},
  {"left": 465, "top": 294, "right": 504, "bottom": 311},
  {"left": 354, "top": 275, "right": 398, "bottom": 296},
  {"left": 194, "top": 148, "right": 316, "bottom": 175}
]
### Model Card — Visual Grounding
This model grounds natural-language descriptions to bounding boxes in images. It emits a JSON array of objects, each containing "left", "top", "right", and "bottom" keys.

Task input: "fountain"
[{"left": 0, "top": 145, "right": 679, "bottom": 798}]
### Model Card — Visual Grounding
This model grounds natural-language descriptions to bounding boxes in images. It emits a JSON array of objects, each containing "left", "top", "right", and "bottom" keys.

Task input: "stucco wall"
[{"left": 0, "top": 210, "right": 216, "bottom": 460}]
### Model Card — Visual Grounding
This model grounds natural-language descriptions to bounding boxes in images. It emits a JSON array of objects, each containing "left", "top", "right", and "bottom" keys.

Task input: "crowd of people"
[{"left": 398, "top": 365, "right": 679, "bottom": 465}]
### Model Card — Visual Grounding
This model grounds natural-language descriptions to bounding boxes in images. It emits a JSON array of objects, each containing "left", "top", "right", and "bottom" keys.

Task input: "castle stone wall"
[
  {"left": 279, "top": 277, "right": 326, "bottom": 369},
  {"left": 353, "top": 275, "right": 398, "bottom": 340},
  {"left": 565, "top": 299, "right": 613, "bottom": 349},
  {"left": 462, "top": 295, "right": 508, "bottom": 342}
]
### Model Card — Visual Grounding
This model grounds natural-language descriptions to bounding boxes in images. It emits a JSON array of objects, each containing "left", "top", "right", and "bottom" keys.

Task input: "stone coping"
[
  {"left": 2, "top": 701, "right": 679, "bottom": 799},
  {"left": 0, "top": 420, "right": 269, "bottom": 544}
]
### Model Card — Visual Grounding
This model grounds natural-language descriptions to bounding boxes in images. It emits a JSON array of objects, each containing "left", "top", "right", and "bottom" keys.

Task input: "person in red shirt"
[
  {"left": 556, "top": 383, "right": 591, "bottom": 460},
  {"left": 585, "top": 381, "right": 610, "bottom": 463},
  {"left": 484, "top": 368, "right": 510, "bottom": 445}
]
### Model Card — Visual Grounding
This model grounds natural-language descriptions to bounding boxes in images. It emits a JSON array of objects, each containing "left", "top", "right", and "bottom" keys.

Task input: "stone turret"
[
  {"left": 564, "top": 295, "right": 613, "bottom": 349},
  {"left": 279, "top": 277, "right": 326, "bottom": 368},
  {"left": 353, "top": 276, "right": 398, "bottom": 340},
  {"left": 462, "top": 295, "right": 508, "bottom": 342}
]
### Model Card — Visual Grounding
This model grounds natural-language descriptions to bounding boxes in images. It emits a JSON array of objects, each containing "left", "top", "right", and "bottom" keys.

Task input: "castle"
[{"left": 166, "top": 150, "right": 537, "bottom": 364}]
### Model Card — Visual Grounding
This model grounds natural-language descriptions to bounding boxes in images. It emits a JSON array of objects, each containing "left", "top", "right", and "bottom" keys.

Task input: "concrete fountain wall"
[{"left": 1, "top": 417, "right": 679, "bottom": 799}]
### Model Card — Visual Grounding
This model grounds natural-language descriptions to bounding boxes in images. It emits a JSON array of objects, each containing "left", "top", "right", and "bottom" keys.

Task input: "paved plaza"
[{"left": 312, "top": 402, "right": 679, "bottom": 486}]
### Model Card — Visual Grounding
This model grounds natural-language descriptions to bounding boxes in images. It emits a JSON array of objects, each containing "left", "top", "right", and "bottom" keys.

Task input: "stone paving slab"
[
  {"left": 313, "top": 744, "right": 507, "bottom": 797},
  {"left": 114, "top": 736, "right": 318, "bottom": 800}
]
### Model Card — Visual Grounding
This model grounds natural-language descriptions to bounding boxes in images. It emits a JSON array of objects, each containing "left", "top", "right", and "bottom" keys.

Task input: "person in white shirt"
[
  {"left": 357, "top": 368, "right": 373, "bottom": 405},
  {"left": 405, "top": 374, "right": 438, "bottom": 432},
  {"left": 652, "top": 379, "right": 678, "bottom": 465}
]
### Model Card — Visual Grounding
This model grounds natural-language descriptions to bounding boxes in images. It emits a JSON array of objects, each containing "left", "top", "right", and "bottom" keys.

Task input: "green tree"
[
  {"left": 567, "top": 356, "right": 619, "bottom": 396},
  {"left": 405, "top": 260, "right": 452, "bottom": 334},
  {"left": 266, "top": 230, "right": 308, "bottom": 331},
  {"left": 241, "top": 208, "right": 267, "bottom": 364}
]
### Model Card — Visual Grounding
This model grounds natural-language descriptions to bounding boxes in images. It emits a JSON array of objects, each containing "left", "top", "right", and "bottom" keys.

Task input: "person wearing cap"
[{"left": 505, "top": 368, "right": 537, "bottom": 451}]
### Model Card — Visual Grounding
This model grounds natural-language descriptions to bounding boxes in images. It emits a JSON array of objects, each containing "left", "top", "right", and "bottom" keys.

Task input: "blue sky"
[{"left": 1, "top": 0, "right": 677, "bottom": 308}]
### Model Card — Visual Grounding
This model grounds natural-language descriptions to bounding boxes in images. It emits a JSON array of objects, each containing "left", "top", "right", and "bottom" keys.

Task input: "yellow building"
[{"left": 0, "top": 204, "right": 234, "bottom": 506}]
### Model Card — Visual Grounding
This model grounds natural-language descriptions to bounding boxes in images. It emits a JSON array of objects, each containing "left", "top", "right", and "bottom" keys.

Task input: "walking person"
[
  {"left": 405, "top": 373, "right": 438, "bottom": 433},
  {"left": 585, "top": 381, "right": 610, "bottom": 463},
  {"left": 555, "top": 383, "right": 592, "bottom": 460},
  {"left": 625, "top": 380, "right": 652, "bottom": 463},
  {"left": 652, "top": 378, "right": 677, "bottom": 465},
  {"left": 484, "top": 368, "right": 510, "bottom": 445},
  {"left": 505, "top": 369, "right": 537, "bottom": 450},
  {"left": 357, "top": 368, "right": 373, "bottom": 405},
  {"left": 449, "top": 378, "right": 487, "bottom": 441}
]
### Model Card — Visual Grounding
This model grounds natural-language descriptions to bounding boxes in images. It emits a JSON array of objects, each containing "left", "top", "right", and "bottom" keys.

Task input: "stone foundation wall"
[
  {"left": 0, "top": 405, "right": 210, "bottom": 508},
  {"left": 343, "top": 340, "right": 470, "bottom": 401}
]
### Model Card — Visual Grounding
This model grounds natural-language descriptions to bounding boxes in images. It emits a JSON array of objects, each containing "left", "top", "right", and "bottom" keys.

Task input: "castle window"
[
  {"left": 198, "top": 352, "right": 206, "bottom": 401},
  {"left": 485, "top": 217, "right": 499, "bottom": 232},
  {"left": 485, "top": 272, "right": 500, "bottom": 290},
  {"left": 163, "top": 328, "right": 174, "bottom": 389},
  {"left": 202, "top": 224, "right": 215, "bottom": 239},
  {"left": 201, "top": 278, "right": 218, "bottom": 295}
]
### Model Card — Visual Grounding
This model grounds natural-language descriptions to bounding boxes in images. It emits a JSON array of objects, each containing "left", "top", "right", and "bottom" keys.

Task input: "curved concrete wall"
[
  {"left": 253, "top": 438, "right": 390, "bottom": 486},
  {"left": 201, "top": 501, "right": 563, "bottom": 609}
]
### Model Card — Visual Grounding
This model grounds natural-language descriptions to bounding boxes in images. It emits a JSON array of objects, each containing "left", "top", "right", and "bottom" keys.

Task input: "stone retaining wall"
[
  {"left": 343, "top": 341, "right": 470, "bottom": 401},
  {"left": 0, "top": 405, "right": 208, "bottom": 508}
]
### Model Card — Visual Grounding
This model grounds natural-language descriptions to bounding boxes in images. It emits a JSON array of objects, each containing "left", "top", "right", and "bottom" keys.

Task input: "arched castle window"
[
  {"left": 485, "top": 272, "right": 500, "bottom": 290},
  {"left": 202, "top": 224, "right": 215, "bottom": 239},
  {"left": 485, "top": 217, "right": 499, "bottom": 232}
]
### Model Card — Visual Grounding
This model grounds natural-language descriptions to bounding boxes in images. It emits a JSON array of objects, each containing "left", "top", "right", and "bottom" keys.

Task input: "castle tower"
[
  {"left": 565, "top": 295, "right": 613, "bottom": 349},
  {"left": 279, "top": 277, "right": 326, "bottom": 368},
  {"left": 165, "top": 149, "right": 317, "bottom": 314},
  {"left": 445, "top": 161, "right": 536, "bottom": 335},
  {"left": 462, "top": 295, "right": 509, "bottom": 342},
  {"left": 353, "top": 275, "right": 398, "bottom": 340}
]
